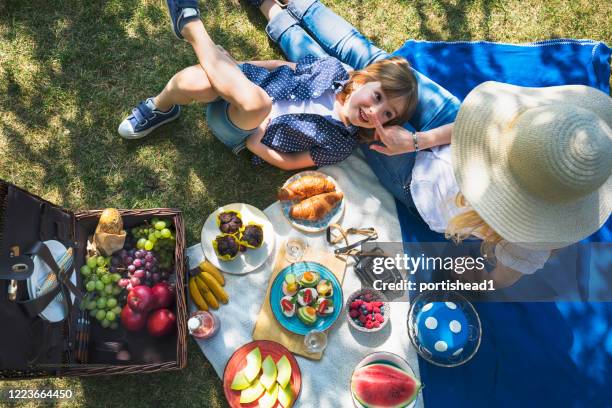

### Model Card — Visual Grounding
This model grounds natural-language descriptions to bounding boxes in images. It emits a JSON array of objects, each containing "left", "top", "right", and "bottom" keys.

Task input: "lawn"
[{"left": 0, "top": 0, "right": 610, "bottom": 406}]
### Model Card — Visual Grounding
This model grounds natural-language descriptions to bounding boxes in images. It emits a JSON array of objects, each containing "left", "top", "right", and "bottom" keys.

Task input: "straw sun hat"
[{"left": 452, "top": 81, "right": 612, "bottom": 250}]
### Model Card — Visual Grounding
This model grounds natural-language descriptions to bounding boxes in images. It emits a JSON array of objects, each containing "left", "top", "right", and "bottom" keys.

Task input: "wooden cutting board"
[{"left": 252, "top": 241, "right": 346, "bottom": 360}]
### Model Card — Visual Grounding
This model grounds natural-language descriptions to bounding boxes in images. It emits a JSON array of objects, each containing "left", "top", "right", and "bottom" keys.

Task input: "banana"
[
  {"left": 203, "top": 291, "right": 219, "bottom": 309},
  {"left": 201, "top": 272, "right": 229, "bottom": 304},
  {"left": 189, "top": 277, "right": 208, "bottom": 311},
  {"left": 196, "top": 275, "right": 219, "bottom": 309},
  {"left": 199, "top": 260, "right": 225, "bottom": 286}
]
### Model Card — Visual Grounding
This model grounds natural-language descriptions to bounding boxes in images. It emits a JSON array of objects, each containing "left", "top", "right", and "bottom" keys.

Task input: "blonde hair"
[
  {"left": 445, "top": 193, "right": 503, "bottom": 260},
  {"left": 337, "top": 57, "right": 418, "bottom": 142}
]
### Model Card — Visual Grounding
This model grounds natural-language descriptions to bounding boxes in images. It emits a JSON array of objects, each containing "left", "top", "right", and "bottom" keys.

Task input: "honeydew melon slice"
[
  {"left": 278, "top": 383, "right": 295, "bottom": 408},
  {"left": 260, "top": 355, "right": 278, "bottom": 391},
  {"left": 244, "top": 347, "right": 262, "bottom": 383},
  {"left": 258, "top": 382, "right": 279, "bottom": 408},
  {"left": 230, "top": 370, "right": 251, "bottom": 391},
  {"left": 276, "top": 355, "right": 292, "bottom": 389},
  {"left": 240, "top": 378, "right": 265, "bottom": 404}
]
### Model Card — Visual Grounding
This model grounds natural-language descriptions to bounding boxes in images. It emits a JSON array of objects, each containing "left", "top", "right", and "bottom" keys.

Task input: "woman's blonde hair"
[
  {"left": 445, "top": 192, "right": 503, "bottom": 260},
  {"left": 337, "top": 57, "right": 418, "bottom": 142}
]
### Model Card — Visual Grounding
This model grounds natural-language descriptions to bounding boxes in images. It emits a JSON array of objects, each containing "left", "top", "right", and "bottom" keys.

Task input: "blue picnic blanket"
[{"left": 393, "top": 39, "right": 612, "bottom": 408}]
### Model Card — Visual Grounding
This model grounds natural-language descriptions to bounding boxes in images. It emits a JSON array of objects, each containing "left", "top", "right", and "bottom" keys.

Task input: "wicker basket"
[{"left": 0, "top": 179, "right": 188, "bottom": 379}]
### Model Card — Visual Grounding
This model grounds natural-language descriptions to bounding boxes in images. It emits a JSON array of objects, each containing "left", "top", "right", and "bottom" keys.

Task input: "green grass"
[{"left": 0, "top": 0, "right": 610, "bottom": 406}]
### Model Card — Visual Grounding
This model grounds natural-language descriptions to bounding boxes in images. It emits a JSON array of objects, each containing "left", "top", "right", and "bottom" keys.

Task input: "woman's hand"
[
  {"left": 369, "top": 115, "right": 454, "bottom": 156},
  {"left": 369, "top": 114, "right": 417, "bottom": 155}
]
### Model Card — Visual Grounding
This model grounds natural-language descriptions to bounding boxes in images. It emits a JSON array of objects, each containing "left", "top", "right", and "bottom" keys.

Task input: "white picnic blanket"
[{"left": 187, "top": 151, "right": 424, "bottom": 408}]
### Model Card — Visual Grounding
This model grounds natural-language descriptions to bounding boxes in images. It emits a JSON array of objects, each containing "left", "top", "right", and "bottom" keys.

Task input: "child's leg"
[
  {"left": 258, "top": 0, "right": 388, "bottom": 68},
  {"left": 257, "top": 1, "right": 333, "bottom": 63},
  {"left": 153, "top": 65, "right": 218, "bottom": 112},
  {"left": 180, "top": 20, "right": 271, "bottom": 130}
]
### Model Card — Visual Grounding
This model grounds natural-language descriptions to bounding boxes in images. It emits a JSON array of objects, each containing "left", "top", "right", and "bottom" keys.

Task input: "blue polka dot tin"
[{"left": 408, "top": 291, "right": 482, "bottom": 367}]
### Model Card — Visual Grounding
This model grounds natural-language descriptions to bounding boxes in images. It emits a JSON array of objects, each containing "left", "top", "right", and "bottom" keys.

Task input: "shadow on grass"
[
  {"left": 0, "top": 0, "right": 288, "bottom": 240},
  {"left": 0, "top": 0, "right": 278, "bottom": 406}
]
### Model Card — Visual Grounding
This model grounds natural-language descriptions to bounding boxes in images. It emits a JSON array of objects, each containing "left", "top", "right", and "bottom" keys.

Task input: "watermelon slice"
[{"left": 351, "top": 363, "right": 421, "bottom": 407}]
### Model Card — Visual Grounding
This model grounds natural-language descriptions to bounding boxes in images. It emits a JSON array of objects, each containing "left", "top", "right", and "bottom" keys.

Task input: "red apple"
[
  {"left": 147, "top": 308, "right": 176, "bottom": 337},
  {"left": 151, "top": 282, "right": 175, "bottom": 310},
  {"left": 121, "top": 304, "right": 147, "bottom": 331},
  {"left": 127, "top": 285, "right": 154, "bottom": 313}
]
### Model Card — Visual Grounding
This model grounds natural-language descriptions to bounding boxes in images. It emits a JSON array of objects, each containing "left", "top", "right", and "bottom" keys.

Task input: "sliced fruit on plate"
[
  {"left": 299, "top": 271, "right": 319, "bottom": 287},
  {"left": 277, "top": 382, "right": 295, "bottom": 408},
  {"left": 282, "top": 274, "right": 299, "bottom": 296},
  {"left": 260, "top": 355, "right": 278, "bottom": 391},
  {"left": 351, "top": 363, "right": 421, "bottom": 408},
  {"left": 285, "top": 273, "right": 296, "bottom": 285},
  {"left": 297, "top": 288, "right": 317, "bottom": 306},
  {"left": 240, "top": 378, "right": 266, "bottom": 404},
  {"left": 280, "top": 296, "right": 296, "bottom": 318},
  {"left": 296, "top": 306, "right": 317, "bottom": 325},
  {"left": 276, "top": 355, "right": 292, "bottom": 389},
  {"left": 244, "top": 347, "right": 262, "bottom": 383},
  {"left": 258, "top": 382, "right": 279, "bottom": 408},
  {"left": 316, "top": 297, "right": 334, "bottom": 316},
  {"left": 230, "top": 370, "right": 251, "bottom": 391},
  {"left": 316, "top": 279, "right": 333, "bottom": 297}
]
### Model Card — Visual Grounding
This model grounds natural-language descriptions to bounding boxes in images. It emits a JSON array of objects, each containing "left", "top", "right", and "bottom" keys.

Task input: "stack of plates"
[{"left": 26, "top": 240, "right": 76, "bottom": 322}]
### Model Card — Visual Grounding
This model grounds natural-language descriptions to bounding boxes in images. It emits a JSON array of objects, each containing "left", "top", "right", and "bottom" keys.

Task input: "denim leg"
[
  {"left": 265, "top": 10, "right": 330, "bottom": 63},
  {"left": 360, "top": 118, "right": 419, "bottom": 208},
  {"left": 284, "top": 0, "right": 461, "bottom": 130},
  {"left": 360, "top": 144, "right": 417, "bottom": 209},
  {"left": 286, "top": 0, "right": 388, "bottom": 69}
]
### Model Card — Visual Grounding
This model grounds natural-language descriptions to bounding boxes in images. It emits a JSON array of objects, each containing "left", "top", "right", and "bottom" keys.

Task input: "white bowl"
[
  {"left": 350, "top": 351, "right": 419, "bottom": 408},
  {"left": 345, "top": 288, "right": 390, "bottom": 333}
]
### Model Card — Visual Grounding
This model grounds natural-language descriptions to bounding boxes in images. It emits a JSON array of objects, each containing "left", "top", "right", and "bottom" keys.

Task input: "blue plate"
[
  {"left": 280, "top": 171, "right": 345, "bottom": 232},
  {"left": 270, "top": 262, "right": 343, "bottom": 335}
]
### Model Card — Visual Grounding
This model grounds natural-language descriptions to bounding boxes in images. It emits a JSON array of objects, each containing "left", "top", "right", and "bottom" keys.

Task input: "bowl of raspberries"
[{"left": 346, "top": 288, "right": 389, "bottom": 333}]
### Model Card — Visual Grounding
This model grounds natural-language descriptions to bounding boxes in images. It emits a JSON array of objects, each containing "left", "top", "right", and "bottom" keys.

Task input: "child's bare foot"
[{"left": 166, "top": 0, "right": 201, "bottom": 40}]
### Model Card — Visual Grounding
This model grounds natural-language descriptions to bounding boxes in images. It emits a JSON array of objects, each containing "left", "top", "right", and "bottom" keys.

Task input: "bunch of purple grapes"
[{"left": 113, "top": 248, "right": 170, "bottom": 291}]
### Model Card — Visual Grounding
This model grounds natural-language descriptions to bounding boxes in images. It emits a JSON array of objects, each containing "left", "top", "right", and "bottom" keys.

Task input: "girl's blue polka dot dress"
[{"left": 240, "top": 55, "right": 360, "bottom": 167}]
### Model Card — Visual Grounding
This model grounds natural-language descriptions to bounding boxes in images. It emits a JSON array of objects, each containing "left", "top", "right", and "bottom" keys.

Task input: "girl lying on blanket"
[
  {"left": 248, "top": 0, "right": 612, "bottom": 288},
  {"left": 118, "top": 1, "right": 420, "bottom": 171}
]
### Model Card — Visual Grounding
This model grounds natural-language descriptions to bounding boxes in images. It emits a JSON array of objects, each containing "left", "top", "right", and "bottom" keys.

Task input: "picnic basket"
[{"left": 0, "top": 179, "right": 188, "bottom": 379}]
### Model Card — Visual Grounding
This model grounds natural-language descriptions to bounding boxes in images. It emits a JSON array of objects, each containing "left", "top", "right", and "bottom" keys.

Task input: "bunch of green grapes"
[
  {"left": 131, "top": 218, "right": 176, "bottom": 271},
  {"left": 79, "top": 255, "right": 123, "bottom": 329}
]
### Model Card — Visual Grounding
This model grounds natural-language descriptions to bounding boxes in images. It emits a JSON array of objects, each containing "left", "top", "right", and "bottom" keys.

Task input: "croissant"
[
  {"left": 278, "top": 176, "right": 336, "bottom": 201},
  {"left": 290, "top": 192, "right": 344, "bottom": 221}
]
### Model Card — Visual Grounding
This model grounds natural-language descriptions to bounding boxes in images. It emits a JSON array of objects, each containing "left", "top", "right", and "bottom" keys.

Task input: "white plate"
[
  {"left": 201, "top": 203, "right": 275, "bottom": 275},
  {"left": 26, "top": 240, "right": 76, "bottom": 323},
  {"left": 280, "top": 171, "right": 345, "bottom": 233}
]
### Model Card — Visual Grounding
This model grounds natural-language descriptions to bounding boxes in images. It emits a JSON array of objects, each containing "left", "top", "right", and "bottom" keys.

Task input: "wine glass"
[
  {"left": 285, "top": 236, "right": 308, "bottom": 263},
  {"left": 304, "top": 329, "right": 327, "bottom": 353}
]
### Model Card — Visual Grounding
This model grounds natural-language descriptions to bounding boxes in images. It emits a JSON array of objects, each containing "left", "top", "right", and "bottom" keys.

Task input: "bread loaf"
[
  {"left": 96, "top": 208, "right": 123, "bottom": 234},
  {"left": 278, "top": 175, "right": 336, "bottom": 201},
  {"left": 289, "top": 192, "right": 344, "bottom": 221}
]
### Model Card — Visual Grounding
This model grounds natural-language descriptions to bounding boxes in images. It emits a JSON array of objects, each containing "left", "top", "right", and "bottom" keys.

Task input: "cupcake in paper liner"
[
  {"left": 212, "top": 233, "right": 240, "bottom": 261},
  {"left": 239, "top": 222, "right": 264, "bottom": 249},
  {"left": 216, "top": 210, "right": 243, "bottom": 235}
]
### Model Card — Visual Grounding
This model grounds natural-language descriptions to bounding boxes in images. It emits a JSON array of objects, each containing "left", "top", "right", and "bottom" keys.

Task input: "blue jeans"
[{"left": 266, "top": 0, "right": 460, "bottom": 208}]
